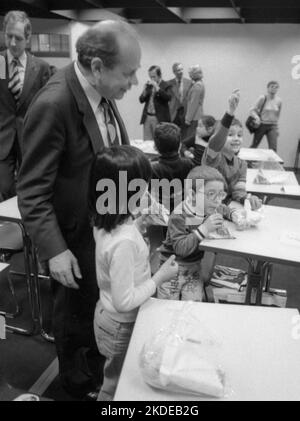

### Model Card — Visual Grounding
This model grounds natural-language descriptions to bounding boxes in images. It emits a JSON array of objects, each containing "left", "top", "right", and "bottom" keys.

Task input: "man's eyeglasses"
[{"left": 205, "top": 190, "right": 227, "bottom": 201}]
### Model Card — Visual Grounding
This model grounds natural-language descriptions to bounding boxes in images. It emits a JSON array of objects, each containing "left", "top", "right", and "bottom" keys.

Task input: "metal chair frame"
[{"left": 0, "top": 215, "right": 53, "bottom": 342}]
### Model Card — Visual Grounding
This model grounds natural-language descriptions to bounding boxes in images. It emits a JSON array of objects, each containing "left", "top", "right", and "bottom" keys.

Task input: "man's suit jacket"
[
  {"left": 17, "top": 63, "right": 130, "bottom": 262},
  {"left": 0, "top": 50, "right": 50, "bottom": 160},
  {"left": 139, "top": 80, "right": 171, "bottom": 124},
  {"left": 185, "top": 80, "right": 205, "bottom": 123},
  {"left": 167, "top": 77, "right": 192, "bottom": 122}
]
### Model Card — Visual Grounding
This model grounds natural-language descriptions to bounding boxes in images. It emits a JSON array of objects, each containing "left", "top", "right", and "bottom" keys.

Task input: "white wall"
[{"left": 70, "top": 23, "right": 300, "bottom": 167}]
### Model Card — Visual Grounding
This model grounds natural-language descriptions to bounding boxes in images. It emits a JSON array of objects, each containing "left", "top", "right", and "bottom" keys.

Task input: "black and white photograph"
[{"left": 0, "top": 0, "right": 300, "bottom": 403}]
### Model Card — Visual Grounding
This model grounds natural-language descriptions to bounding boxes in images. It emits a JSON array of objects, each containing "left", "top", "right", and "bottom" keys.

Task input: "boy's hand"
[
  {"left": 196, "top": 126, "right": 208, "bottom": 140},
  {"left": 249, "top": 195, "right": 262, "bottom": 210},
  {"left": 184, "top": 150, "right": 194, "bottom": 159},
  {"left": 201, "top": 213, "right": 224, "bottom": 236},
  {"left": 228, "top": 89, "right": 240, "bottom": 116},
  {"left": 154, "top": 255, "right": 178, "bottom": 286}
]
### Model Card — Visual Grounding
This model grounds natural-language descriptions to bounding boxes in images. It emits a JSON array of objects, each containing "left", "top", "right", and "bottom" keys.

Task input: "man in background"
[
  {"left": 0, "top": 10, "right": 50, "bottom": 201},
  {"left": 168, "top": 62, "right": 192, "bottom": 131},
  {"left": 139, "top": 65, "right": 171, "bottom": 140},
  {"left": 17, "top": 20, "right": 140, "bottom": 398}
]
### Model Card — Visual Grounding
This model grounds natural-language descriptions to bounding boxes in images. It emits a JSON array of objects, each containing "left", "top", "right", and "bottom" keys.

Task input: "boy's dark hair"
[
  {"left": 230, "top": 118, "right": 243, "bottom": 129},
  {"left": 267, "top": 80, "right": 279, "bottom": 88},
  {"left": 200, "top": 115, "right": 216, "bottom": 129},
  {"left": 186, "top": 165, "right": 227, "bottom": 193},
  {"left": 154, "top": 122, "right": 181, "bottom": 156},
  {"left": 89, "top": 145, "right": 152, "bottom": 232}
]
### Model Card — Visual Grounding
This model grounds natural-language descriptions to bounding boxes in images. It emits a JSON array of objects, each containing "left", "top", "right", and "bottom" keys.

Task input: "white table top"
[
  {"left": 115, "top": 298, "right": 300, "bottom": 401},
  {"left": 0, "top": 197, "right": 20, "bottom": 219},
  {"left": 130, "top": 139, "right": 158, "bottom": 156},
  {"left": 199, "top": 205, "right": 300, "bottom": 266},
  {"left": 239, "top": 148, "right": 284, "bottom": 163},
  {"left": 246, "top": 169, "right": 300, "bottom": 197}
]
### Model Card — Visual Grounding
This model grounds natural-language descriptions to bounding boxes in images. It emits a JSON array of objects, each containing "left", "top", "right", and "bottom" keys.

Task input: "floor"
[{"left": 0, "top": 170, "right": 300, "bottom": 401}]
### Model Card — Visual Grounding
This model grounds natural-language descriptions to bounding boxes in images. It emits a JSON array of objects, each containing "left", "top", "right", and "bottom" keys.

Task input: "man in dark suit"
[
  {"left": 167, "top": 62, "right": 192, "bottom": 131},
  {"left": 0, "top": 11, "right": 50, "bottom": 201},
  {"left": 139, "top": 65, "right": 171, "bottom": 140},
  {"left": 17, "top": 20, "right": 140, "bottom": 398}
]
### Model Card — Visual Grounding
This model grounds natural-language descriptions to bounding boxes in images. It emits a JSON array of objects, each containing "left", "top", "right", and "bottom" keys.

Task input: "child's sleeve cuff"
[{"left": 221, "top": 112, "right": 234, "bottom": 129}]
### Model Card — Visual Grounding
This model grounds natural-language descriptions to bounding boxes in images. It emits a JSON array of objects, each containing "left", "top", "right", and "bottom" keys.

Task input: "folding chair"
[
  {"left": 0, "top": 212, "right": 53, "bottom": 342},
  {"left": 0, "top": 217, "right": 39, "bottom": 335}
]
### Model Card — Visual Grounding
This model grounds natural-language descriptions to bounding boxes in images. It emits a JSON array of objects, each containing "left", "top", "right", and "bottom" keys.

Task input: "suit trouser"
[
  {"left": 181, "top": 120, "right": 198, "bottom": 140},
  {"left": 51, "top": 241, "right": 105, "bottom": 396},
  {"left": 143, "top": 115, "right": 158, "bottom": 140},
  {"left": 251, "top": 123, "right": 279, "bottom": 152},
  {"left": 0, "top": 138, "right": 22, "bottom": 201}
]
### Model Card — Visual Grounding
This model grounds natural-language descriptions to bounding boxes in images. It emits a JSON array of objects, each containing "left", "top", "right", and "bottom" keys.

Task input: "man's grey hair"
[
  {"left": 3, "top": 10, "right": 32, "bottom": 39},
  {"left": 76, "top": 20, "right": 138, "bottom": 70},
  {"left": 172, "top": 62, "right": 182, "bottom": 72}
]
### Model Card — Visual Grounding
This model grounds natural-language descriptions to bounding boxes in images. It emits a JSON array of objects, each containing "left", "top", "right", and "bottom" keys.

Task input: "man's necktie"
[
  {"left": 178, "top": 79, "right": 183, "bottom": 103},
  {"left": 101, "top": 98, "right": 119, "bottom": 146},
  {"left": 147, "top": 87, "right": 156, "bottom": 115},
  {"left": 8, "top": 58, "right": 22, "bottom": 103}
]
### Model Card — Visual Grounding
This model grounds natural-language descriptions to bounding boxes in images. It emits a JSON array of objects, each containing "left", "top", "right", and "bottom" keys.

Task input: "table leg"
[{"left": 245, "top": 259, "right": 268, "bottom": 305}]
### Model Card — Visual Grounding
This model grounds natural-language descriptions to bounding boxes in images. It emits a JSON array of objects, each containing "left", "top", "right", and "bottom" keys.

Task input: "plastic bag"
[
  {"left": 232, "top": 198, "right": 263, "bottom": 230},
  {"left": 253, "top": 169, "right": 288, "bottom": 185},
  {"left": 139, "top": 303, "right": 226, "bottom": 399},
  {"left": 135, "top": 191, "right": 169, "bottom": 226}
]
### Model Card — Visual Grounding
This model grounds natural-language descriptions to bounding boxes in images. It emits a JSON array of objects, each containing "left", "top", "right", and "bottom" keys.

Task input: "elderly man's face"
[
  {"left": 95, "top": 35, "right": 141, "bottom": 100},
  {"left": 173, "top": 64, "right": 183, "bottom": 80},
  {"left": 5, "top": 20, "right": 28, "bottom": 58}
]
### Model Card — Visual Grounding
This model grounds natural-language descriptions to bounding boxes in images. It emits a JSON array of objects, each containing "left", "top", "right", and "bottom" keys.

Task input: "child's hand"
[
  {"left": 134, "top": 214, "right": 149, "bottom": 234},
  {"left": 228, "top": 89, "right": 240, "bottom": 116},
  {"left": 154, "top": 255, "right": 178, "bottom": 286},
  {"left": 201, "top": 213, "right": 224, "bottom": 236},
  {"left": 196, "top": 125, "right": 208, "bottom": 140},
  {"left": 184, "top": 150, "right": 194, "bottom": 159},
  {"left": 249, "top": 195, "right": 263, "bottom": 210}
]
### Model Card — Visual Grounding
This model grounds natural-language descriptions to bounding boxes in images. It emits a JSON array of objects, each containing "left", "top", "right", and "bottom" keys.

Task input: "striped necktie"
[
  {"left": 8, "top": 58, "right": 22, "bottom": 103},
  {"left": 100, "top": 99, "right": 119, "bottom": 146}
]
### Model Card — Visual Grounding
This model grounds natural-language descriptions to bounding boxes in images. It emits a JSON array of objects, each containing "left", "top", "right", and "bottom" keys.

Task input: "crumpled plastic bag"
[
  {"left": 253, "top": 169, "right": 288, "bottom": 185},
  {"left": 208, "top": 223, "right": 235, "bottom": 240},
  {"left": 135, "top": 191, "right": 169, "bottom": 227},
  {"left": 139, "top": 303, "right": 226, "bottom": 399},
  {"left": 232, "top": 199, "right": 263, "bottom": 230}
]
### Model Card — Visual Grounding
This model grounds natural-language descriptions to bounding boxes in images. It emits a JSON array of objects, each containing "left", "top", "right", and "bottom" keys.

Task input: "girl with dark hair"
[{"left": 89, "top": 145, "right": 178, "bottom": 401}]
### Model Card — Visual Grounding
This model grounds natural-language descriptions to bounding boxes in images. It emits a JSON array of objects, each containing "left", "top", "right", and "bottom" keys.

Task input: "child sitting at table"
[
  {"left": 89, "top": 145, "right": 178, "bottom": 401},
  {"left": 151, "top": 122, "right": 194, "bottom": 212},
  {"left": 181, "top": 115, "right": 216, "bottom": 163},
  {"left": 158, "top": 165, "right": 239, "bottom": 302},
  {"left": 200, "top": 90, "right": 262, "bottom": 210}
]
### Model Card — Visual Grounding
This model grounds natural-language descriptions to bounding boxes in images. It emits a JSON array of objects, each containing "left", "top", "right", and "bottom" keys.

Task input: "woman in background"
[{"left": 250, "top": 81, "right": 282, "bottom": 152}]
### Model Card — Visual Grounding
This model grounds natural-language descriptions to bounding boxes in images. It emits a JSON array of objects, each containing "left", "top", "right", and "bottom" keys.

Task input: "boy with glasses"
[{"left": 158, "top": 165, "right": 239, "bottom": 302}]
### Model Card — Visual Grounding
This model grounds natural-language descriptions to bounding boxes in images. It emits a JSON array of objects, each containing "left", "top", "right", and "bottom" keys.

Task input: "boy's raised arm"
[{"left": 205, "top": 90, "right": 240, "bottom": 155}]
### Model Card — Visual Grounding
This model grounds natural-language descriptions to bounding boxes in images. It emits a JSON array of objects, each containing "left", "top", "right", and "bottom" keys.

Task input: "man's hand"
[
  {"left": 49, "top": 249, "right": 82, "bottom": 289},
  {"left": 228, "top": 89, "right": 240, "bottom": 116},
  {"left": 151, "top": 80, "right": 159, "bottom": 92}
]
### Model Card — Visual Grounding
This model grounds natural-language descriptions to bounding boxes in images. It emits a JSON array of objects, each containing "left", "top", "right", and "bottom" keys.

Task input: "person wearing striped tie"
[{"left": 0, "top": 10, "right": 50, "bottom": 201}]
